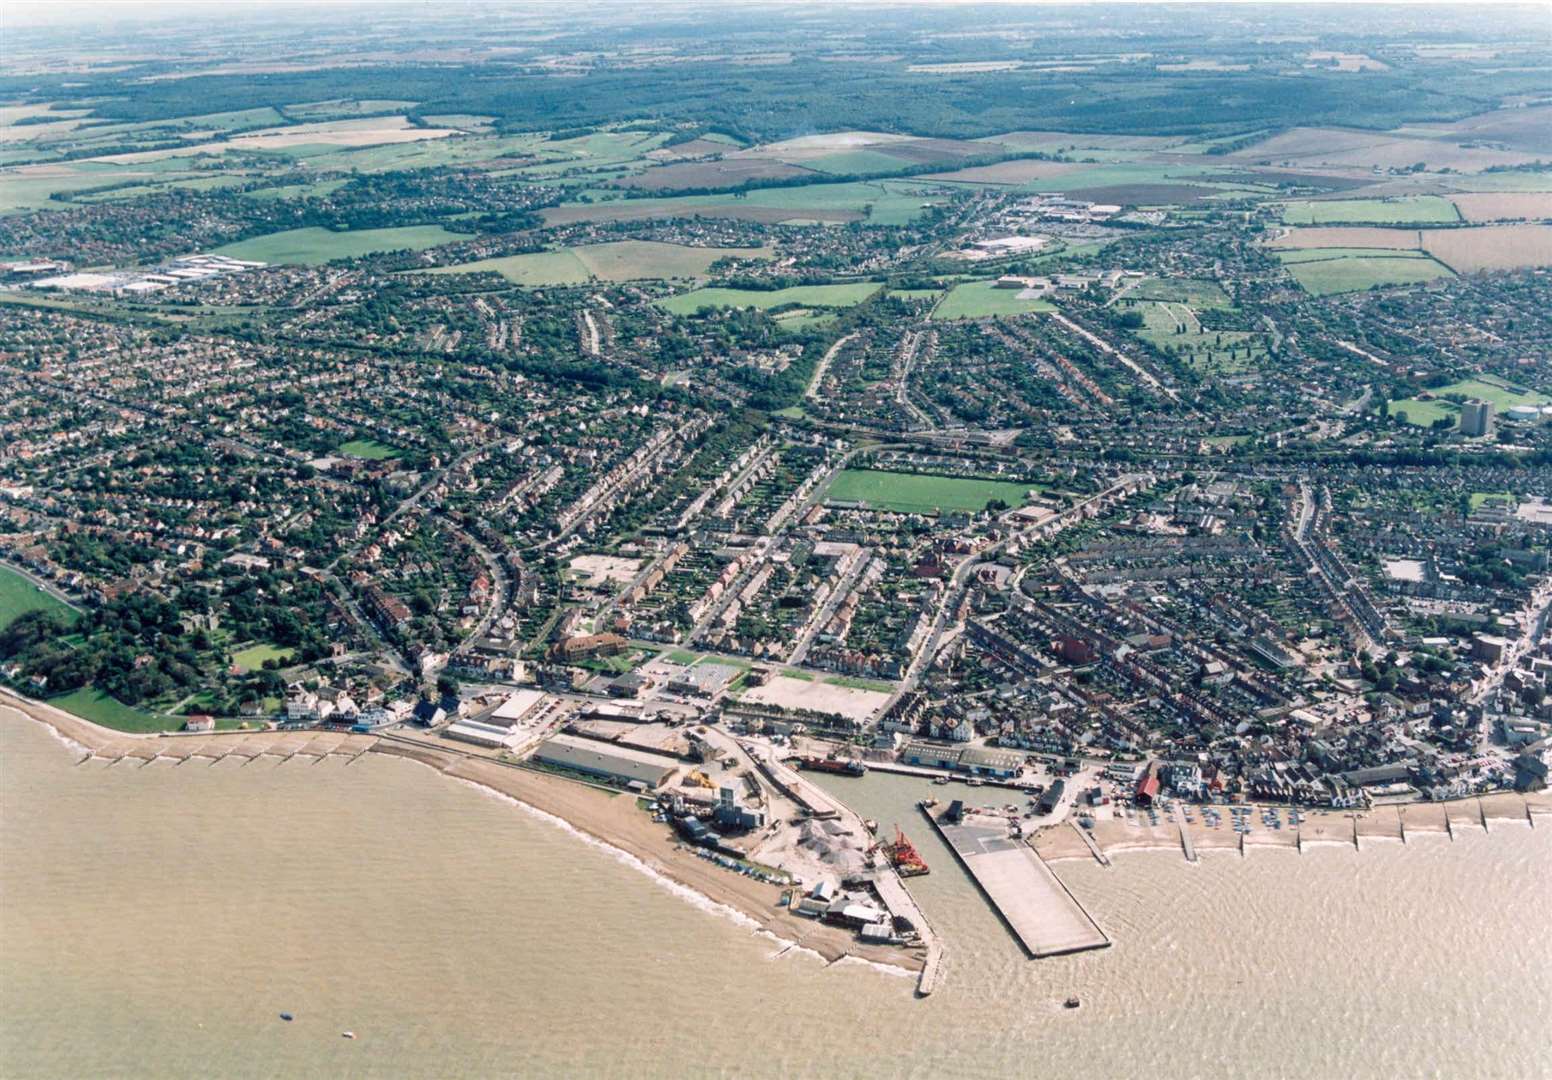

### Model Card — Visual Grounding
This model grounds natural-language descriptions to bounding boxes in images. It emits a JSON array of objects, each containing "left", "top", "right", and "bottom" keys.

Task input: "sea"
[{"left": 2, "top": 710, "right": 1549, "bottom": 1080}]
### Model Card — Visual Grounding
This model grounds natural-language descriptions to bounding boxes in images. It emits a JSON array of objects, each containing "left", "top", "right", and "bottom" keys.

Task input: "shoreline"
[
  {"left": 1034, "top": 792, "right": 1552, "bottom": 864},
  {"left": 0, "top": 689, "right": 921, "bottom": 979}
]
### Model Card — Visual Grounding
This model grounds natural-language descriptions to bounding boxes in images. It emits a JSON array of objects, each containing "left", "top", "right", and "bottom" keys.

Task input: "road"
[{"left": 805, "top": 332, "right": 857, "bottom": 400}]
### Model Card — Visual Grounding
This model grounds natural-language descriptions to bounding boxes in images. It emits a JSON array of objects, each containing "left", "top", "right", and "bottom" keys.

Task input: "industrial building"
[{"left": 532, "top": 733, "right": 676, "bottom": 789}]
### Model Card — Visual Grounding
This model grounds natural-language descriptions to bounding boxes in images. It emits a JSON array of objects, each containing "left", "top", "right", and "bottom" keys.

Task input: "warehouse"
[{"left": 532, "top": 733, "right": 676, "bottom": 789}]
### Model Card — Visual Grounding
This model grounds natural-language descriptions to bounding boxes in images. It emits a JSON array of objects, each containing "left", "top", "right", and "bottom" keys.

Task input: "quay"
[
  {"left": 865, "top": 759, "right": 1037, "bottom": 793},
  {"left": 922, "top": 801, "right": 1108, "bottom": 958}
]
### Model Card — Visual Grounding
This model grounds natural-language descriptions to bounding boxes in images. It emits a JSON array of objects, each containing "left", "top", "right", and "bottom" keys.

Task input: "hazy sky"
[{"left": 7, "top": 0, "right": 1543, "bottom": 25}]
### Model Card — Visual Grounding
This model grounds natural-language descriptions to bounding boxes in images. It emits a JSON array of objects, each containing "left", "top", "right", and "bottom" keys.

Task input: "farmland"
[
  {"left": 1421, "top": 225, "right": 1552, "bottom": 273},
  {"left": 1282, "top": 252, "right": 1453, "bottom": 295},
  {"left": 1447, "top": 192, "right": 1552, "bottom": 223},
  {"left": 1281, "top": 197, "right": 1460, "bottom": 225},
  {"left": 656, "top": 282, "right": 881, "bottom": 315},
  {"left": 426, "top": 241, "right": 769, "bottom": 286},
  {"left": 214, "top": 225, "right": 470, "bottom": 265},
  {"left": 826, "top": 469, "right": 1033, "bottom": 514}
]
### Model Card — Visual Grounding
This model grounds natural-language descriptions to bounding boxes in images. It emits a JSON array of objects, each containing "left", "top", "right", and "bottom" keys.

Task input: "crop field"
[
  {"left": 338, "top": 438, "right": 400, "bottom": 459},
  {"left": 1281, "top": 197, "right": 1459, "bottom": 225},
  {"left": 921, "top": 159, "right": 1081, "bottom": 184},
  {"left": 1268, "top": 227, "right": 1422, "bottom": 251},
  {"left": 0, "top": 566, "right": 75, "bottom": 630},
  {"left": 612, "top": 158, "right": 812, "bottom": 191},
  {"left": 826, "top": 469, "right": 1033, "bottom": 514},
  {"left": 1447, "top": 192, "right": 1552, "bottom": 222},
  {"left": 231, "top": 642, "right": 295, "bottom": 672},
  {"left": 931, "top": 280, "right": 1055, "bottom": 320},
  {"left": 542, "top": 179, "right": 944, "bottom": 228},
  {"left": 427, "top": 240, "right": 768, "bottom": 285},
  {"left": 1274, "top": 247, "right": 1435, "bottom": 264},
  {"left": 1283, "top": 252, "right": 1453, "bottom": 295},
  {"left": 656, "top": 282, "right": 880, "bottom": 314},
  {"left": 1421, "top": 224, "right": 1552, "bottom": 272},
  {"left": 1230, "top": 126, "right": 1544, "bottom": 173},
  {"left": 214, "top": 225, "right": 469, "bottom": 264}
]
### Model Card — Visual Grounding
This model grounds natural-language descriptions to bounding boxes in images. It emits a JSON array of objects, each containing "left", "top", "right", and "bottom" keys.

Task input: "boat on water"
[
  {"left": 279, "top": 1013, "right": 294, "bottom": 1022},
  {"left": 880, "top": 826, "right": 930, "bottom": 877},
  {"left": 796, "top": 756, "right": 866, "bottom": 777},
  {"left": 342, "top": 1031, "right": 356, "bottom": 1040},
  {"left": 1064, "top": 997, "right": 1081, "bottom": 1009}
]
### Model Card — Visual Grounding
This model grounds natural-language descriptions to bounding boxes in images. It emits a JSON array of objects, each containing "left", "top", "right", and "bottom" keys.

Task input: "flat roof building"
[{"left": 532, "top": 733, "right": 675, "bottom": 789}]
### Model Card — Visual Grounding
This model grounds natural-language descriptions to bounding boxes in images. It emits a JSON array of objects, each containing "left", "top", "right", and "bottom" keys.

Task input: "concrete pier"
[
  {"left": 923, "top": 803, "right": 1108, "bottom": 958},
  {"left": 1173, "top": 803, "right": 1197, "bottom": 863},
  {"left": 1069, "top": 820, "right": 1110, "bottom": 866}
]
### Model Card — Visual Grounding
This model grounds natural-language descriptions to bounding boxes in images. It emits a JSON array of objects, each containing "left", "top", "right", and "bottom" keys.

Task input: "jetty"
[{"left": 922, "top": 801, "right": 1108, "bottom": 958}]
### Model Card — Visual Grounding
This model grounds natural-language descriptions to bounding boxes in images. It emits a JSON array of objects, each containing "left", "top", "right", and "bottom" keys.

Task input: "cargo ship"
[
  {"left": 880, "top": 826, "right": 930, "bottom": 877},
  {"left": 796, "top": 756, "right": 867, "bottom": 777}
]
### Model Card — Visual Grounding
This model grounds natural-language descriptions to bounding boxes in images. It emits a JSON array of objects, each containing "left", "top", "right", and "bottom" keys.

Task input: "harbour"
[{"left": 922, "top": 799, "right": 1110, "bottom": 959}]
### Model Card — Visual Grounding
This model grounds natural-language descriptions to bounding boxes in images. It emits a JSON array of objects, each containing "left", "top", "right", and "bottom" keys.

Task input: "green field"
[
  {"left": 1388, "top": 397, "right": 1459, "bottom": 427},
  {"left": 1430, "top": 378, "right": 1551, "bottom": 411},
  {"left": 213, "top": 225, "right": 471, "bottom": 265},
  {"left": 1132, "top": 302, "right": 1266, "bottom": 373},
  {"left": 827, "top": 469, "right": 1033, "bottom": 514},
  {"left": 1275, "top": 247, "right": 1432, "bottom": 264},
  {"left": 1126, "top": 277, "right": 1231, "bottom": 307},
  {"left": 231, "top": 642, "right": 295, "bottom": 672},
  {"left": 47, "top": 686, "right": 177, "bottom": 733},
  {"left": 1285, "top": 254, "right": 1453, "bottom": 295},
  {"left": 931, "top": 280, "right": 1055, "bottom": 320},
  {"left": 1281, "top": 196, "right": 1460, "bottom": 225},
  {"left": 0, "top": 566, "right": 76, "bottom": 630},
  {"left": 338, "top": 438, "right": 399, "bottom": 459},
  {"left": 424, "top": 240, "right": 768, "bottom": 285},
  {"left": 656, "top": 282, "right": 881, "bottom": 315}
]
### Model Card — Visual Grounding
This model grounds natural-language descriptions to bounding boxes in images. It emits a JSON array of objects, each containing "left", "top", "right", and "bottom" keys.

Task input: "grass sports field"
[
  {"left": 425, "top": 240, "right": 768, "bottom": 285},
  {"left": 1430, "top": 378, "right": 1551, "bottom": 411},
  {"left": 0, "top": 565, "right": 76, "bottom": 630},
  {"left": 827, "top": 469, "right": 1033, "bottom": 514},
  {"left": 656, "top": 282, "right": 881, "bottom": 314},
  {"left": 931, "top": 280, "right": 1054, "bottom": 320},
  {"left": 214, "top": 225, "right": 470, "bottom": 265},
  {"left": 1388, "top": 398, "right": 1458, "bottom": 427},
  {"left": 338, "top": 438, "right": 399, "bottom": 459},
  {"left": 1281, "top": 196, "right": 1460, "bottom": 225},
  {"left": 231, "top": 643, "right": 295, "bottom": 673}
]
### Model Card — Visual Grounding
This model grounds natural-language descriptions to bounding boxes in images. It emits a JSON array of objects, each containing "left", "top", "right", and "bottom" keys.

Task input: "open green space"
[
  {"left": 47, "top": 686, "right": 177, "bottom": 733},
  {"left": 1388, "top": 397, "right": 1459, "bottom": 427},
  {"left": 213, "top": 224, "right": 470, "bottom": 265},
  {"left": 0, "top": 566, "right": 76, "bottom": 630},
  {"left": 656, "top": 282, "right": 881, "bottom": 315},
  {"left": 1285, "top": 254, "right": 1453, "bottom": 295},
  {"left": 338, "top": 438, "right": 400, "bottom": 460},
  {"left": 230, "top": 642, "right": 295, "bottom": 673},
  {"left": 826, "top": 469, "right": 1033, "bottom": 514},
  {"left": 1469, "top": 491, "right": 1513, "bottom": 511},
  {"left": 1126, "top": 277, "right": 1231, "bottom": 307},
  {"left": 825, "top": 674, "right": 896, "bottom": 692},
  {"left": 931, "top": 280, "right": 1054, "bottom": 320},
  {"left": 1430, "top": 378, "right": 1551, "bottom": 411},
  {"left": 1131, "top": 302, "right": 1266, "bottom": 373},
  {"left": 1281, "top": 196, "right": 1460, "bottom": 225},
  {"left": 425, "top": 240, "right": 768, "bottom": 286}
]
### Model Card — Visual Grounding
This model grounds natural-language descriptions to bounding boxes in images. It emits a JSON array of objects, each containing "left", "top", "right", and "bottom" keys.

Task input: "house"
[{"left": 183, "top": 714, "right": 215, "bottom": 733}]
